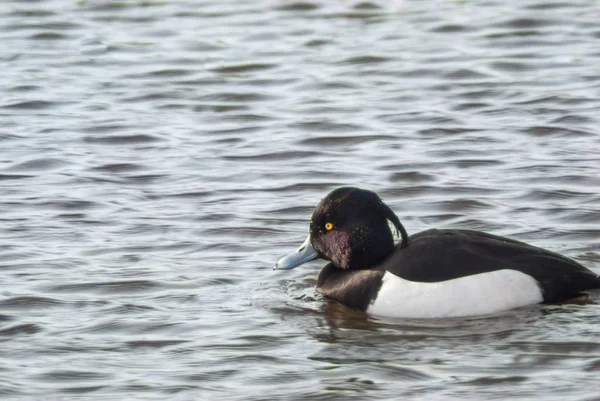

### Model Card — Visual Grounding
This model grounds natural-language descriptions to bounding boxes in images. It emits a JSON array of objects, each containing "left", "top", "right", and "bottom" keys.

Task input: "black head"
[{"left": 308, "top": 187, "right": 408, "bottom": 270}]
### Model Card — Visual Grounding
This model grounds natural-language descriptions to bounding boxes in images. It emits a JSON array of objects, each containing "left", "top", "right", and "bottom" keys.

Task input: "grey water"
[{"left": 1, "top": 0, "right": 600, "bottom": 399}]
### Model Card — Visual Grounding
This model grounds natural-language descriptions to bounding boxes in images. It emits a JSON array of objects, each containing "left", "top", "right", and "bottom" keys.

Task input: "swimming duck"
[{"left": 274, "top": 187, "right": 600, "bottom": 318}]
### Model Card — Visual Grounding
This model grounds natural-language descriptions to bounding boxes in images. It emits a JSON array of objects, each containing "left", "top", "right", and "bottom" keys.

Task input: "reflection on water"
[{"left": 1, "top": 0, "right": 600, "bottom": 399}]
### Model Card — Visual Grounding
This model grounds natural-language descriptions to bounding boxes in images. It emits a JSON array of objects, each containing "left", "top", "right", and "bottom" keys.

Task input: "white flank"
[{"left": 367, "top": 269, "right": 543, "bottom": 318}]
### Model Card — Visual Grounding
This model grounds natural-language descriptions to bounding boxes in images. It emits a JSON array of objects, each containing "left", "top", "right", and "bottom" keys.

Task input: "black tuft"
[{"left": 377, "top": 199, "right": 409, "bottom": 248}]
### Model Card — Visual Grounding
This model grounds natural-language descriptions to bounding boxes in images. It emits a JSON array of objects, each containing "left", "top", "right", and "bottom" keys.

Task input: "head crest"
[{"left": 378, "top": 200, "right": 408, "bottom": 248}]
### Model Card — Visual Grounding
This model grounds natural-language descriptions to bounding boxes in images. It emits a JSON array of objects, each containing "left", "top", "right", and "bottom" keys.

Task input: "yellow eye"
[{"left": 324, "top": 222, "right": 333, "bottom": 231}]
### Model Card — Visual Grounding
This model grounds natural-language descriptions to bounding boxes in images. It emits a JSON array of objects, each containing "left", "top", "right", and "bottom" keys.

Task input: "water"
[{"left": 1, "top": 0, "right": 600, "bottom": 399}]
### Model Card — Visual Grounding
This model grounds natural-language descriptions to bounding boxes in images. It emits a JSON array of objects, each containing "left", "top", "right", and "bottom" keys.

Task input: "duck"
[{"left": 274, "top": 187, "right": 600, "bottom": 318}]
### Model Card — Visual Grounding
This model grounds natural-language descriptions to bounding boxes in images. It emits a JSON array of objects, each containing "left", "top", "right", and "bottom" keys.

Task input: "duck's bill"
[{"left": 274, "top": 235, "right": 319, "bottom": 270}]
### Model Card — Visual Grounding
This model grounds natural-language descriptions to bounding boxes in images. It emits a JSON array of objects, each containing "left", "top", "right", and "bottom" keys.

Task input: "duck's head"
[{"left": 274, "top": 187, "right": 408, "bottom": 271}]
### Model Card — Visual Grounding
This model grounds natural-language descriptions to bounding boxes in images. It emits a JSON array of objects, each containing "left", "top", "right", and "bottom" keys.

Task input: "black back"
[{"left": 380, "top": 229, "right": 600, "bottom": 302}]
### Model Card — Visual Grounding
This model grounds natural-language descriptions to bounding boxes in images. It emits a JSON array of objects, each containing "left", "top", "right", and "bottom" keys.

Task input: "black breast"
[{"left": 316, "top": 264, "right": 385, "bottom": 311}]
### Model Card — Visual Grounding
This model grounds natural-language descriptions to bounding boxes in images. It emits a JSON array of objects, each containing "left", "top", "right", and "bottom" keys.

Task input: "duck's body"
[
  {"left": 315, "top": 229, "right": 600, "bottom": 318},
  {"left": 274, "top": 187, "right": 600, "bottom": 318}
]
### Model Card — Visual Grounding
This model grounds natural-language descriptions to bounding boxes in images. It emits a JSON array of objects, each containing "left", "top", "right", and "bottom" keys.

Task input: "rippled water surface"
[{"left": 2, "top": 0, "right": 600, "bottom": 399}]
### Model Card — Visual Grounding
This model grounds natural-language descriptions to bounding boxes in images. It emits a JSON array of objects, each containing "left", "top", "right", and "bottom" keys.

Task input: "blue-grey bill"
[{"left": 274, "top": 235, "right": 319, "bottom": 270}]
